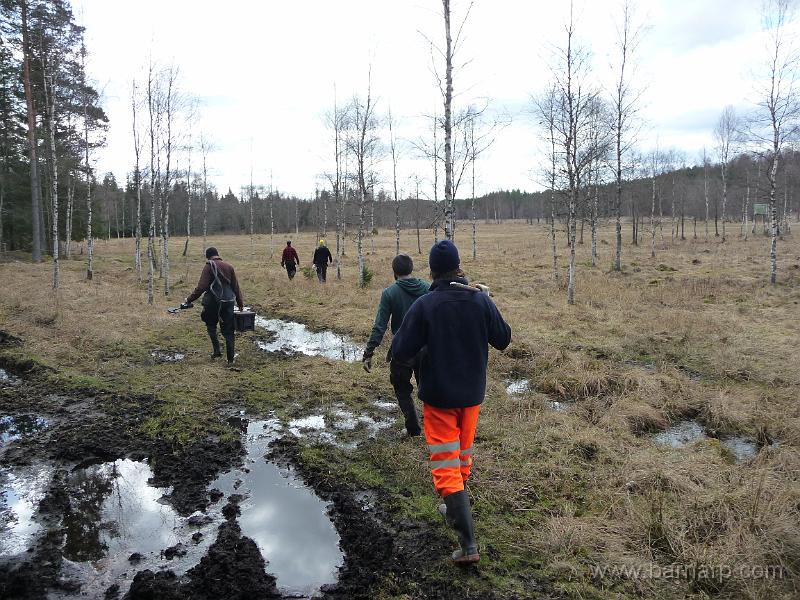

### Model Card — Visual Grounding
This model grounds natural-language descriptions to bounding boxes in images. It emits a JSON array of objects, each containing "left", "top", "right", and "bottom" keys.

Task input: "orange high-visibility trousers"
[{"left": 423, "top": 403, "right": 481, "bottom": 498}]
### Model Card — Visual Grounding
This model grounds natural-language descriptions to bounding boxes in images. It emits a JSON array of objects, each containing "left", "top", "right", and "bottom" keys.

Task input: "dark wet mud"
[{"left": 0, "top": 337, "right": 544, "bottom": 600}]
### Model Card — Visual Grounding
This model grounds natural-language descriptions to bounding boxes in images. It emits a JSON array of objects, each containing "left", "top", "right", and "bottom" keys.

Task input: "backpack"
[{"left": 203, "top": 260, "right": 236, "bottom": 306}]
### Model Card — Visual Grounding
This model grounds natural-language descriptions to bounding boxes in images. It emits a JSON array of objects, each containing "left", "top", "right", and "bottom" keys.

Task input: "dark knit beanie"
[
  {"left": 205, "top": 247, "right": 218, "bottom": 259},
  {"left": 429, "top": 240, "right": 460, "bottom": 274}
]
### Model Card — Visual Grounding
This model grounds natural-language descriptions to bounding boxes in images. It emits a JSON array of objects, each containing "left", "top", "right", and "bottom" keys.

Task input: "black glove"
[
  {"left": 180, "top": 301, "right": 193, "bottom": 310},
  {"left": 362, "top": 350, "right": 374, "bottom": 373}
]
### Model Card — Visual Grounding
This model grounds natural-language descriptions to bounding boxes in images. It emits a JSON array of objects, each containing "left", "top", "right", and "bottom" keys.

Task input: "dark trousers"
[
  {"left": 285, "top": 263, "right": 297, "bottom": 279},
  {"left": 201, "top": 297, "right": 235, "bottom": 361},
  {"left": 316, "top": 263, "right": 328, "bottom": 283},
  {"left": 389, "top": 352, "right": 422, "bottom": 434}
]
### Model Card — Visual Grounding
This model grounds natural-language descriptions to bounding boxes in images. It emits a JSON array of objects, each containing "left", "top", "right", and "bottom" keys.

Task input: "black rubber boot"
[
  {"left": 208, "top": 327, "right": 222, "bottom": 358},
  {"left": 223, "top": 334, "right": 235, "bottom": 364},
  {"left": 443, "top": 490, "right": 479, "bottom": 565},
  {"left": 397, "top": 394, "right": 422, "bottom": 436}
]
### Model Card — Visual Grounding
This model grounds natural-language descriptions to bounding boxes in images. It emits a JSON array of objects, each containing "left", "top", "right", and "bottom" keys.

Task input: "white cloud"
[{"left": 79, "top": 0, "right": 778, "bottom": 197}]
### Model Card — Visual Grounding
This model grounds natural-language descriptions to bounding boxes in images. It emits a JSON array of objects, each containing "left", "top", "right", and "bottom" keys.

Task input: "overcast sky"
[{"left": 79, "top": 0, "right": 780, "bottom": 199}]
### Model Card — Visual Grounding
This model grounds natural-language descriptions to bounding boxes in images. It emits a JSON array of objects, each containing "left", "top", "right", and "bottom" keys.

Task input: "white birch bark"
[
  {"left": 703, "top": 147, "right": 709, "bottom": 242},
  {"left": 389, "top": 107, "right": 401, "bottom": 255},
  {"left": 45, "top": 73, "right": 59, "bottom": 289},
  {"left": 82, "top": 45, "right": 93, "bottom": 281},
  {"left": 132, "top": 80, "right": 143, "bottom": 279}
]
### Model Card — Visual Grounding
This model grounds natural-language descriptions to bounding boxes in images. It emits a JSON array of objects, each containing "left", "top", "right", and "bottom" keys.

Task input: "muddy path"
[{"left": 0, "top": 339, "right": 543, "bottom": 599}]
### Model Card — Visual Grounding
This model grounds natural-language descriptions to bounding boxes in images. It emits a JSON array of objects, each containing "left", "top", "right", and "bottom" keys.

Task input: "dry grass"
[{"left": 2, "top": 222, "right": 800, "bottom": 598}]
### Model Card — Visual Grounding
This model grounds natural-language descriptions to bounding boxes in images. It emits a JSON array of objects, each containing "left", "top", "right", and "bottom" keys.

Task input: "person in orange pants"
[{"left": 391, "top": 240, "right": 511, "bottom": 564}]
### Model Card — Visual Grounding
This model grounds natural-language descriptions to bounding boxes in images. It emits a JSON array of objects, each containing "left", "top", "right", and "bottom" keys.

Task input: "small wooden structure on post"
[{"left": 752, "top": 203, "right": 769, "bottom": 234}]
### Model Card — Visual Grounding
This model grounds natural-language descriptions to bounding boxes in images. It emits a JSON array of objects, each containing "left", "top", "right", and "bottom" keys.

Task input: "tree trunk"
[
  {"left": 471, "top": 159, "right": 477, "bottom": 259},
  {"left": 650, "top": 167, "right": 657, "bottom": 258},
  {"left": 567, "top": 191, "right": 577, "bottom": 305},
  {"left": 703, "top": 150, "right": 709, "bottom": 241},
  {"left": 769, "top": 152, "right": 779, "bottom": 284},
  {"left": 21, "top": 0, "right": 42, "bottom": 262},
  {"left": 415, "top": 179, "right": 421, "bottom": 255},
  {"left": 82, "top": 45, "right": 93, "bottom": 281},
  {"left": 442, "top": 0, "right": 455, "bottom": 240},
  {"left": 389, "top": 108, "right": 401, "bottom": 256},
  {"left": 44, "top": 72, "right": 59, "bottom": 289},
  {"left": 550, "top": 189, "right": 558, "bottom": 282},
  {"left": 670, "top": 173, "right": 676, "bottom": 242},
  {"left": 721, "top": 161, "right": 728, "bottom": 242},
  {"left": 591, "top": 182, "right": 598, "bottom": 267},
  {"left": 202, "top": 150, "right": 208, "bottom": 248},
  {"left": 65, "top": 173, "right": 74, "bottom": 258},
  {"left": 184, "top": 146, "right": 192, "bottom": 257}
]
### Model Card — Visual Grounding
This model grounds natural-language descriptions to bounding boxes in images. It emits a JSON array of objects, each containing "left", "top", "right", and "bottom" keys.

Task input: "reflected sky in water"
[
  {"left": 0, "top": 464, "right": 53, "bottom": 556},
  {"left": 0, "top": 415, "right": 49, "bottom": 446},
  {"left": 255, "top": 317, "right": 362, "bottom": 362},
  {"left": 213, "top": 420, "right": 343, "bottom": 597},
  {"left": 64, "top": 459, "right": 181, "bottom": 562}
]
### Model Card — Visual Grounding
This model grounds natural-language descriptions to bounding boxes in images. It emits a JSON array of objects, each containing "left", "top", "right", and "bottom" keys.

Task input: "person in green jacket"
[{"left": 362, "top": 254, "right": 430, "bottom": 435}]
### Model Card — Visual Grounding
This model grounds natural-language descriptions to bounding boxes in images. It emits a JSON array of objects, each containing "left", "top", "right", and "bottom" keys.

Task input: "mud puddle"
[
  {"left": 254, "top": 317, "right": 362, "bottom": 362},
  {"left": 212, "top": 418, "right": 343, "bottom": 598},
  {"left": 0, "top": 464, "right": 54, "bottom": 557},
  {"left": 56, "top": 458, "right": 217, "bottom": 597},
  {"left": 0, "top": 415, "right": 49, "bottom": 446},
  {"left": 151, "top": 351, "right": 185, "bottom": 363},
  {"left": 0, "top": 368, "right": 21, "bottom": 386},
  {"left": 287, "top": 408, "right": 395, "bottom": 450},
  {"left": 652, "top": 420, "right": 775, "bottom": 462},
  {"left": 506, "top": 379, "right": 571, "bottom": 411}
]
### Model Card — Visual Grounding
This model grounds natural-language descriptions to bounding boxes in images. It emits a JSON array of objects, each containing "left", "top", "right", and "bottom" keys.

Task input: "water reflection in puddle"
[
  {"left": 505, "top": 379, "right": 530, "bottom": 395},
  {"left": 0, "top": 368, "right": 21, "bottom": 385},
  {"left": 254, "top": 317, "right": 362, "bottom": 362},
  {"left": 721, "top": 438, "right": 759, "bottom": 462},
  {"left": 652, "top": 421, "right": 706, "bottom": 448},
  {"left": 506, "top": 380, "right": 569, "bottom": 411},
  {"left": 61, "top": 459, "right": 215, "bottom": 596},
  {"left": 151, "top": 351, "right": 185, "bottom": 363},
  {"left": 287, "top": 409, "right": 394, "bottom": 450},
  {"left": 652, "top": 421, "right": 770, "bottom": 463},
  {"left": 212, "top": 419, "right": 343, "bottom": 597},
  {"left": 0, "top": 464, "right": 54, "bottom": 556},
  {"left": 0, "top": 415, "right": 49, "bottom": 446}
]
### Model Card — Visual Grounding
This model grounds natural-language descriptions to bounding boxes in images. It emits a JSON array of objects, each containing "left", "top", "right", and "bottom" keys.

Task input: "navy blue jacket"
[{"left": 390, "top": 277, "right": 511, "bottom": 409}]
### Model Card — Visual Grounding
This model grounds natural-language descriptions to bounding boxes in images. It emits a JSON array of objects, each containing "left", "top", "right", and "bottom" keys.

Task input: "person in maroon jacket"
[
  {"left": 280, "top": 240, "right": 300, "bottom": 280},
  {"left": 183, "top": 247, "right": 244, "bottom": 365}
]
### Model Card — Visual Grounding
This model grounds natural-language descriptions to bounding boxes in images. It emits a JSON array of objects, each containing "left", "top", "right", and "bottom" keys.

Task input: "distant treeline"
[{"left": 4, "top": 149, "right": 800, "bottom": 252}]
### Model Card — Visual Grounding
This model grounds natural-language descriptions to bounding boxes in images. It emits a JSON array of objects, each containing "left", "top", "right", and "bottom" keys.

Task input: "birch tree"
[
  {"left": 550, "top": 3, "right": 601, "bottom": 305},
  {"left": 750, "top": 0, "right": 800, "bottom": 283},
  {"left": 131, "top": 80, "right": 143, "bottom": 280},
  {"left": 200, "top": 132, "right": 211, "bottom": 248},
  {"left": 20, "top": 0, "right": 42, "bottom": 262},
  {"left": 160, "top": 66, "right": 179, "bottom": 296},
  {"left": 81, "top": 40, "right": 93, "bottom": 280},
  {"left": 703, "top": 147, "right": 710, "bottom": 241},
  {"left": 423, "top": 0, "right": 474, "bottom": 240},
  {"left": 534, "top": 85, "right": 561, "bottom": 282},
  {"left": 714, "top": 105, "right": 738, "bottom": 242},
  {"left": 44, "top": 68, "right": 58, "bottom": 288},
  {"left": 146, "top": 59, "right": 158, "bottom": 304},
  {"left": 347, "top": 72, "right": 381, "bottom": 288},
  {"left": 610, "top": 0, "right": 645, "bottom": 271},
  {"left": 388, "top": 105, "right": 401, "bottom": 255}
]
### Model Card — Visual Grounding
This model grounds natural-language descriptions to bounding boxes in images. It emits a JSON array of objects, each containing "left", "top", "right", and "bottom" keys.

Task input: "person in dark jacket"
[
  {"left": 391, "top": 240, "right": 511, "bottom": 565},
  {"left": 281, "top": 240, "right": 300, "bottom": 280},
  {"left": 312, "top": 239, "right": 333, "bottom": 283},
  {"left": 362, "top": 254, "right": 430, "bottom": 435},
  {"left": 184, "top": 247, "right": 245, "bottom": 365}
]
